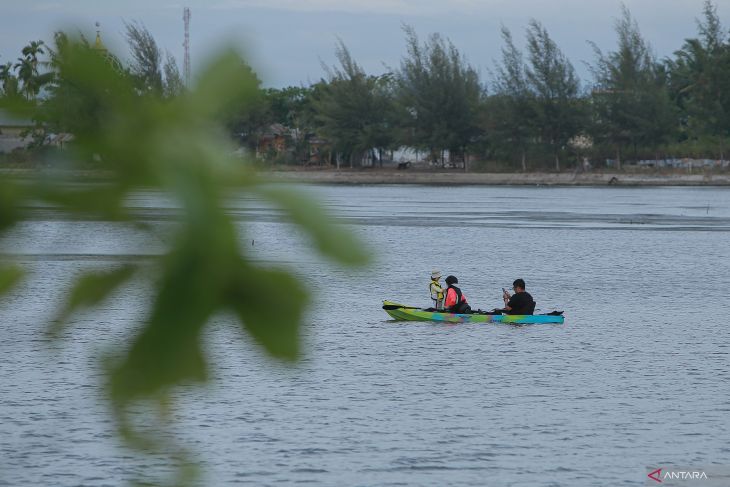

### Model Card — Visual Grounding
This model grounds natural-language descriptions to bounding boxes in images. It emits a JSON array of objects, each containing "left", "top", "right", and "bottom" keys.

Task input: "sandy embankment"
[
  {"left": 265, "top": 169, "right": 730, "bottom": 186},
  {"left": 2, "top": 167, "right": 729, "bottom": 186}
]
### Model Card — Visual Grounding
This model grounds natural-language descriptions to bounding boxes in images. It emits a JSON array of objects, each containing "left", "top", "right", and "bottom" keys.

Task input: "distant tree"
[
  {"left": 0, "top": 62, "right": 20, "bottom": 99},
  {"left": 668, "top": 0, "right": 730, "bottom": 159},
  {"left": 11, "top": 40, "right": 53, "bottom": 101},
  {"left": 396, "top": 25, "right": 484, "bottom": 169},
  {"left": 589, "top": 5, "right": 675, "bottom": 167},
  {"left": 125, "top": 21, "right": 163, "bottom": 95},
  {"left": 265, "top": 86, "right": 312, "bottom": 127},
  {"left": 222, "top": 62, "right": 268, "bottom": 151},
  {"left": 14, "top": 58, "right": 36, "bottom": 97},
  {"left": 0, "top": 40, "right": 54, "bottom": 148},
  {"left": 490, "top": 26, "right": 536, "bottom": 171},
  {"left": 261, "top": 86, "right": 318, "bottom": 163},
  {"left": 637, "top": 63, "right": 677, "bottom": 161},
  {"left": 41, "top": 32, "right": 136, "bottom": 141},
  {"left": 47, "top": 31, "right": 70, "bottom": 67},
  {"left": 313, "top": 40, "right": 395, "bottom": 168},
  {"left": 124, "top": 21, "right": 182, "bottom": 98},
  {"left": 524, "top": 20, "right": 583, "bottom": 171},
  {"left": 162, "top": 52, "right": 184, "bottom": 98}
]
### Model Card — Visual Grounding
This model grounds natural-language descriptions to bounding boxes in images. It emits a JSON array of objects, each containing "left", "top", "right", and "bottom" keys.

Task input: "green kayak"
[{"left": 383, "top": 300, "right": 565, "bottom": 324}]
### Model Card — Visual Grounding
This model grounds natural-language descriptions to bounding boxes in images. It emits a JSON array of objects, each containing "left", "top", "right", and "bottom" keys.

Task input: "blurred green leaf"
[
  {"left": 227, "top": 264, "right": 308, "bottom": 360},
  {"left": 191, "top": 49, "right": 261, "bottom": 120},
  {"left": 0, "top": 265, "right": 24, "bottom": 295},
  {"left": 35, "top": 184, "right": 128, "bottom": 221},
  {"left": 47, "top": 40, "right": 136, "bottom": 145},
  {"left": 0, "top": 181, "right": 21, "bottom": 232},
  {"left": 1, "top": 35, "right": 369, "bottom": 486},
  {"left": 0, "top": 94, "right": 36, "bottom": 115},
  {"left": 49, "top": 265, "right": 137, "bottom": 337},
  {"left": 107, "top": 229, "right": 225, "bottom": 404},
  {"left": 256, "top": 186, "right": 371, "bottom": 266}
]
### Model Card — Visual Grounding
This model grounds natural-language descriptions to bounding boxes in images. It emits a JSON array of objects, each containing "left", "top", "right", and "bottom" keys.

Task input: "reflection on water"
[{"left": 1, "top": 185, "right": 729, "bottom": 486}]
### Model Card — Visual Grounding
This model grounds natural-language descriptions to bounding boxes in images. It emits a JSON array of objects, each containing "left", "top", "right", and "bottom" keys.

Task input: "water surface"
[{"left": 1, "top": 185, "right": 729, "bottom": 486}]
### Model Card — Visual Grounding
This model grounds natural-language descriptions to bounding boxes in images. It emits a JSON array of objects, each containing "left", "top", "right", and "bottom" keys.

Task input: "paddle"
[{"left": 382, "top": 303, "right": 423, "bottom": 310}]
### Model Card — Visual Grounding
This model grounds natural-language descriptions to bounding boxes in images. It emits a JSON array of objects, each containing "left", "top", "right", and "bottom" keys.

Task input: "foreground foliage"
[{"left": 0, "top": 38, "right": 369, "bottom": 485}]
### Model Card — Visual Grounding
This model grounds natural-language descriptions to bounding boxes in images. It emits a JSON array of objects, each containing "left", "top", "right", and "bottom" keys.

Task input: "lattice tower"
[{"left": 183, "top": 7, "right": 191, "bottom": 86}]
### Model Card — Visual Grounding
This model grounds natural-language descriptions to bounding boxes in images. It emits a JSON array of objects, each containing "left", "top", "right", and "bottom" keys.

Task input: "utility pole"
[{"left": 183, "top": 7, "right": 191, "bottom": 87}]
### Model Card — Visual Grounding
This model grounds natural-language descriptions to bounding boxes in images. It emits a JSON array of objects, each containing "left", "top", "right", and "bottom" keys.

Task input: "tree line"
[{"left": 2, "top": 1, "right": 730, "bottom": 171}]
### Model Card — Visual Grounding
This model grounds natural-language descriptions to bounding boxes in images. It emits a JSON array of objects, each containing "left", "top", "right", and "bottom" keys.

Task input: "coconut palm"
[
  {"left": 21, "top": 40, "right": 46, "bottom": 63},
  {"left": 13, "top": 40, "right": 50, "bottom": 100},
  {"left": 0, "top": 62, "right": 20, "bottom": 98}
]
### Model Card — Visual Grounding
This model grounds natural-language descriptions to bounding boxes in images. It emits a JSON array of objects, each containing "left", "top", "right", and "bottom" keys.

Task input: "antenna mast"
[{"left": 183, "top": 7, "right": 191, "bottom": 87}]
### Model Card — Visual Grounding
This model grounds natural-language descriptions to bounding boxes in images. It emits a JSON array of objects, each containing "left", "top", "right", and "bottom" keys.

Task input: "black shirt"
[{"left": 507, "top": 291, "right": 535, "bottom": 315}]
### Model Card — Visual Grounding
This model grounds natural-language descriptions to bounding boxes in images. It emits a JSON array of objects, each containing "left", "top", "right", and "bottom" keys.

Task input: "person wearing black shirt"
[{"left": 502, "top": 278, "right": 535, "bottom": 315}]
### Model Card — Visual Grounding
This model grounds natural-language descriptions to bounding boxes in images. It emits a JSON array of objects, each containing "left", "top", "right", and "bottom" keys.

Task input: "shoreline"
[
  {"left": 264, "top": 169, "right": 730, "bottom": 186},
  {"left": 3, "top": 167, "right": 730, "bottom": 186}
]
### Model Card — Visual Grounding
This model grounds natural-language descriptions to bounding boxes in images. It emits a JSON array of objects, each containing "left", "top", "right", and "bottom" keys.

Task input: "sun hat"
[{"left": 431, "top": 270, "right": 442, "bottom": 280}]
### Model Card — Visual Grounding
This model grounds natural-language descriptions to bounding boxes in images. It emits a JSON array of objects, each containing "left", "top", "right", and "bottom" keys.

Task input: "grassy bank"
[
  {"left": 263, "top": 168, "right": 730, "bottom": 186},
  {"left": 3, "top": 165, "right": 730, "bottom": 186}
]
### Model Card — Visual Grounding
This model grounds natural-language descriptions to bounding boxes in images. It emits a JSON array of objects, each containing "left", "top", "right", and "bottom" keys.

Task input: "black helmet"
[{"left": 445, "top": 275, "right": 458, "bottom": 285}]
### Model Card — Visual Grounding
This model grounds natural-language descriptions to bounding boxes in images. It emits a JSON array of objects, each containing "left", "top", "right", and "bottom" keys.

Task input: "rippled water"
[{"left": 1, "top": 185, "right": 730, "bottom": 486}]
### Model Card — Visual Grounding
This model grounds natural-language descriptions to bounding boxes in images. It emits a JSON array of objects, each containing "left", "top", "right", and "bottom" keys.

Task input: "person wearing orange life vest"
[
  {"left": 444, "top": 275, "right": 471, "bottom": 314},
  {"left": 429, "top": 270, "right": 445, "bottom": 310}
]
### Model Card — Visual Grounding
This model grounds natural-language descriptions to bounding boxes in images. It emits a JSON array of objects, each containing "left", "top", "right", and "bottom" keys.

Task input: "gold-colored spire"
[{"left": 94, "top": 21, "right": 106, "bottom": 51}]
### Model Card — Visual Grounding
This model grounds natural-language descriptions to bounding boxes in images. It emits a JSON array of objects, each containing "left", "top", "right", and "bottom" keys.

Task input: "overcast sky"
[{"left": 1, "top": 0, "right": 728, "bottom": 88}]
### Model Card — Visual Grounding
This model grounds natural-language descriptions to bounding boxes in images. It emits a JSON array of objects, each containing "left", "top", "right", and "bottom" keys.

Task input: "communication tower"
[{"left": 183, "top": 7, "right": 191, "bottom": 86}]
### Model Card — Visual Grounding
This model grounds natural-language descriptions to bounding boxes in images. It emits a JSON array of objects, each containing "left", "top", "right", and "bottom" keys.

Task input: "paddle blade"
[{"left": 382, "top": 304, "right": 422, "bottom": 310}]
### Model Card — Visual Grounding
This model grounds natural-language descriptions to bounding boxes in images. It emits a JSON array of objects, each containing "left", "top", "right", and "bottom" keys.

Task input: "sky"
[{"left": 1, "top": 0, "right": 729, "bottom": 88}]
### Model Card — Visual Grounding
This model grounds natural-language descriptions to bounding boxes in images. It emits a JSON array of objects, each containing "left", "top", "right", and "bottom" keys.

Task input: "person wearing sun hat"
[{"left": 429, "top": 270, "right": 445, "bottom": 310}]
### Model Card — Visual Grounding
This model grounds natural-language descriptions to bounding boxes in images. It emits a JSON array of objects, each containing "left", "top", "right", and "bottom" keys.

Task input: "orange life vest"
[{"left": 445, "top": 285, "right": 467, "bottom": 309}]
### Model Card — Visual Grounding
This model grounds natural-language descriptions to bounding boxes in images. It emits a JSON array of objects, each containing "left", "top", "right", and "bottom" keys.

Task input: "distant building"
[
  {"left": 307, "top": 136, "right": 330, "bottom": 165},
  {"left": 47, "top": 132, "right": 74, "bottom": 148},
  {"left": 0, "top": 109, "right": 33, "bottom": 153},
  {"left": 632, "top": 158, "right": 729, "bottom": 169},
  {"left": 92, "top": 22, "right": 124, "bottom": 72},
  {"left": 256, "top": 123, "right": 289, "bottom": 158}
]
